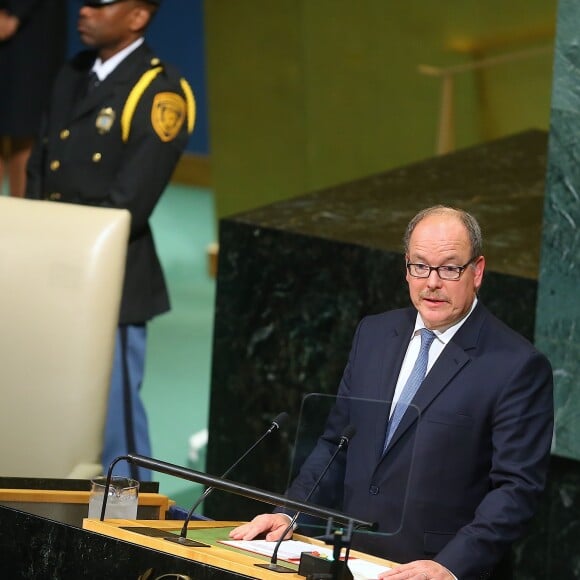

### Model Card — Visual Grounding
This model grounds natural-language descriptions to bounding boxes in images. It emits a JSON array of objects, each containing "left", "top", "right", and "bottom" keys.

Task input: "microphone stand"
[
  {"left": 320, "top": 519, "right": 354, "bottom": 580},
  {"left": 98, "top": 453, "right": 375, "bottom": 536},
  {"left": 288, "top": 519, "right": 354, "bottom": 580},
  {"left": 255, "top": 426, "right": 355, "bottom": 574},
  {"left": 166, "top": 412, "right": 288, "bottom": 547}
]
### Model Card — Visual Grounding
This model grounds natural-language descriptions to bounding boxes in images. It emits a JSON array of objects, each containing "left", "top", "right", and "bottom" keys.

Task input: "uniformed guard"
[{"left": 26, "top": 0, "right": 196, "bottom": 481}]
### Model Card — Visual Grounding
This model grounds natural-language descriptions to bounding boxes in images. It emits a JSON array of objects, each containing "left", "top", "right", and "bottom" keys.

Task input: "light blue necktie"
[{"left": 384, "top": 328, "right": 436, "bottom": 450}]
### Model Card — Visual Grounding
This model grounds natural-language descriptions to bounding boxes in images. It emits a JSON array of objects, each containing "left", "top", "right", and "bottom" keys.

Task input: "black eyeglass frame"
[{"left": 405, "top": 257, "right": 477, "bottom": 280}]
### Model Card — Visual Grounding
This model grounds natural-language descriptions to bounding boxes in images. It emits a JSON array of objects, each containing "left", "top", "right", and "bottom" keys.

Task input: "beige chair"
[{"left": 0, "top": 197, "right": 130, "bottom": 478}]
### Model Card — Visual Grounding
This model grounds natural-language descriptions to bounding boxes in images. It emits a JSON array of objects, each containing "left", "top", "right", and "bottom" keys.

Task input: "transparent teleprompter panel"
[{"left": 272, "top": 392, "right": 422, "bottom": 568}]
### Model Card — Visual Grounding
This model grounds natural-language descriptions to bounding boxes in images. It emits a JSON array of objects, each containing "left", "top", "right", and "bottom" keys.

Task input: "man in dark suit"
[
  {"left": 230, "top": 206, "right": 554, "bottom": 580},
  {"left": 26, "top": 0, "right": 195, "bottom": 480}
]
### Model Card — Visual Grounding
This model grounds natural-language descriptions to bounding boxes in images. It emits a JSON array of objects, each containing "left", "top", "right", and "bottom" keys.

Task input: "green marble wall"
[{"left": 535, "top": 0, "right": 580, "bottom": 462}]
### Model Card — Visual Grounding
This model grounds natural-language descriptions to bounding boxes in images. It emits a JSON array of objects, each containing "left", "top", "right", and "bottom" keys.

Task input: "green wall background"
[{"left": 205, "top": 0, "right": 557, "bottom": 219}]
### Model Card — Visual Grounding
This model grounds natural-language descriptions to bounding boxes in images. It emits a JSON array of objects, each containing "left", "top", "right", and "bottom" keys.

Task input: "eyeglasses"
[{"left": 406, "top": 258, "right": 476, "bottom": 280}]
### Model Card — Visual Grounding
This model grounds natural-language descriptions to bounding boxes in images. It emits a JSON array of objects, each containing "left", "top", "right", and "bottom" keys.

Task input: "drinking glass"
[{"left": 88, "top": 476, "right": 139, "bottom": 519}]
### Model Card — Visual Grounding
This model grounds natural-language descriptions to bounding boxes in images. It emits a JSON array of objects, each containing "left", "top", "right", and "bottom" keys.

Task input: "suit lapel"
[
  {"left": 381, "top": 302, "right": 485, "bottom": 455},
  {"left": 50, "top": 65, "right": 91, "bottom": 125},
  {"left": 71, "top": 44, "right": 150, "bottom": 122},
  {"left": 72, "top": 81, "right": 109, "bottom": 120}
]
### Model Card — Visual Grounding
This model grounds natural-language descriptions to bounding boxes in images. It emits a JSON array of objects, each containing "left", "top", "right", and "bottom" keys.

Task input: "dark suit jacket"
[
  {"left": 26, "top": 43, "right": 193, "bottom": 323},
  {"left": 287, "top": 303, "right": 553, "bottom": 580}
]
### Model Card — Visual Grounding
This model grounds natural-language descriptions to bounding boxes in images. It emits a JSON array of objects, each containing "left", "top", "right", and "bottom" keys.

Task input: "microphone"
[
  {"left": 255, "top": 424, "right": 356, "bottom": 573},
  {"left": 166, "top": 411, "right": 289, "bottom": 547}
]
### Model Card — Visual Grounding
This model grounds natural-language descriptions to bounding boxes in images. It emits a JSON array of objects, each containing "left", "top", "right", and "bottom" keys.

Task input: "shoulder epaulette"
[
  {"left": 120, "top": 62, "right": 196, "bottom": 142},
  {"left": 180, "top": 77, "right": 196, "bottom": 135},
  {"left": 120, "top": 66, "right": 163, "bottom": 143}
]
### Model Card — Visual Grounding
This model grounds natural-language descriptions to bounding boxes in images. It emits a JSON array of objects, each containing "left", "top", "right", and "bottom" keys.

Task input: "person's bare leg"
[{"left": 8, "top": 137, "right": 35, "bottom": 197}]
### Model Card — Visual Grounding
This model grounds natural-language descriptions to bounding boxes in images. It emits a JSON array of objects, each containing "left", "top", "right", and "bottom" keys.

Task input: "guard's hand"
[
  {"left": 229, "top": 513, "right": 294, "bottom": 542},
  {"left": 378, "top": 560, "right": 455, "bottom": 580},
  {"left": 0, "top": 11, "right": 19, "bottom": 41}
]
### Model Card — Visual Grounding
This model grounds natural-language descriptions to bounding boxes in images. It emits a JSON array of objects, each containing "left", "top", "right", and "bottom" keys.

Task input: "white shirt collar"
[
  {"left": 91, "top": 37, "right": 145, "bottom": 81},
  {"left": 414, "top": 297, "right": 478, "bottom": 345}
]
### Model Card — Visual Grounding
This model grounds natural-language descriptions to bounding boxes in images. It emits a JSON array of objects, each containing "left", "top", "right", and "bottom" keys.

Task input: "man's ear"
[
  {"left": 473, "top": 255, "right": 485, "bottom": 290},
  {"left": 129, "top": 5, "right": 153, "bottom": 34}
]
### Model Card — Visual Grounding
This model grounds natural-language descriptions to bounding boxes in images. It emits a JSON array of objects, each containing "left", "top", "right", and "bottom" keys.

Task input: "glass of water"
[{"left": 88, "top": 476, "right": 139, "bottom": 519}]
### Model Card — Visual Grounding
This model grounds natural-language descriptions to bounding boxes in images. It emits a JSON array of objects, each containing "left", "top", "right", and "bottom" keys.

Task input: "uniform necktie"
[
  {"left": 86, "top": 71, "right": 100, "bottom": 95},
  {"left": 384, "top": 328, "right": 436, "bottom": 450}
]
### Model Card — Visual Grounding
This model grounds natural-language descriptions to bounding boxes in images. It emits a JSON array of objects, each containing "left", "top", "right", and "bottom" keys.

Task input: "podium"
[
  {"left": 0, "top": 503, "right": 396, "bottom": 578},
  {"left": 82, "top": 518, "right": 398, "bottom": 579}
]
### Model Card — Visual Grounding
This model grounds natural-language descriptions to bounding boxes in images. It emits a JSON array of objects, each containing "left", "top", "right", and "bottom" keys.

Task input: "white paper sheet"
[
  {"left": 219, "top": 539, "right": 392, "bottom": 579},
  {"left": 219, "top": 538, "right": 334, "bottom": 561}
]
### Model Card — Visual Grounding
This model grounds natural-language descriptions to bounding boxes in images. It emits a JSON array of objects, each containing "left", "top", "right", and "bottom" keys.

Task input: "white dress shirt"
[{"left": 389, "top": 298, "right": 478, "bottom": 418}]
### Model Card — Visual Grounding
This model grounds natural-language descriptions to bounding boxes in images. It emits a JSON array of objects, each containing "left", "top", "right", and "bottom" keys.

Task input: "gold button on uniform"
[
  {"left": 60, "top": 129, "right": 70, "bottom": 140},
  {"left": 50, "top": 160, "right": 60, "bottom": 171},
  {"left": 150, "top": 57, "right": 160, "bottom": 66},
  {"left": 48, "top": 192, "right": 62, "bottom": 201},
  {"left": 92, "top": 153, "right": 102, "bottom": 163}
]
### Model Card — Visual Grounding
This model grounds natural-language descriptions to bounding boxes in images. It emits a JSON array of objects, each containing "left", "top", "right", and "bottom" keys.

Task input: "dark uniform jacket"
[{"left": 26, "top": 42, "right": 195, "bottom": 324}]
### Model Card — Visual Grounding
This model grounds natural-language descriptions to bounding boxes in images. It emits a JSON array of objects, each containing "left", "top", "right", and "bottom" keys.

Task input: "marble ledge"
[{"left": 228, "top": 130, "right": 549, "bottom": 281}]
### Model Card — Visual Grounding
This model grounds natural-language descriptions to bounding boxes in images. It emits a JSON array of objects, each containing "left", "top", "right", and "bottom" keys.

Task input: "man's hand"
[
  {"left": 0, "top": 10, "right": 19, "bottom": 41},
  {"left": 378, "top": 560, "right": 455, "bottom": 580},
  {"left": 229, "top": 513, "right": 294, "bottom": 542}
]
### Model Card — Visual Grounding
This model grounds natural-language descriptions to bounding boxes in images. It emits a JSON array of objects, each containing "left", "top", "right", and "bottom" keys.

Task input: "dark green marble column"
[
  {"left": 535, "top": 0, "right": 580, "bottom": 462},
  {"left": 519, "top": 1, "right": 580, "bottom": 577}
]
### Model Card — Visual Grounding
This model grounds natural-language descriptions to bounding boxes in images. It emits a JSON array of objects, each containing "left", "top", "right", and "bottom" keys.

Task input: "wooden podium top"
[
  {"left": 0, "top": 488, "right": 170, "bottom": 509},
  {"left": 83, "top": 519, "right": 398, "bottom": 580}
]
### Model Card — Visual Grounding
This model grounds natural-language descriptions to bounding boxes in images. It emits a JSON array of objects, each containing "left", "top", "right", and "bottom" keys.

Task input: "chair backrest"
[{"left": 0, "top": 197, "right": 130, "bottom": 478}]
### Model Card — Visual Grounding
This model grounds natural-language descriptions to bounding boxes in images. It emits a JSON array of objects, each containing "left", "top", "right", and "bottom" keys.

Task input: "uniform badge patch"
[
  {"left": 95, "top": 107, "right": 116, "bottom": 134},
  {"left": 151, "top": 92, "right": 186, "bottom": 142}
]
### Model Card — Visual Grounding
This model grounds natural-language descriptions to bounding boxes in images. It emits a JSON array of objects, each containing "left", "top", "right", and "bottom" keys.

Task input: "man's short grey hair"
[{"left": 403, "top": 205, "right": 483, "bottom": 258}]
